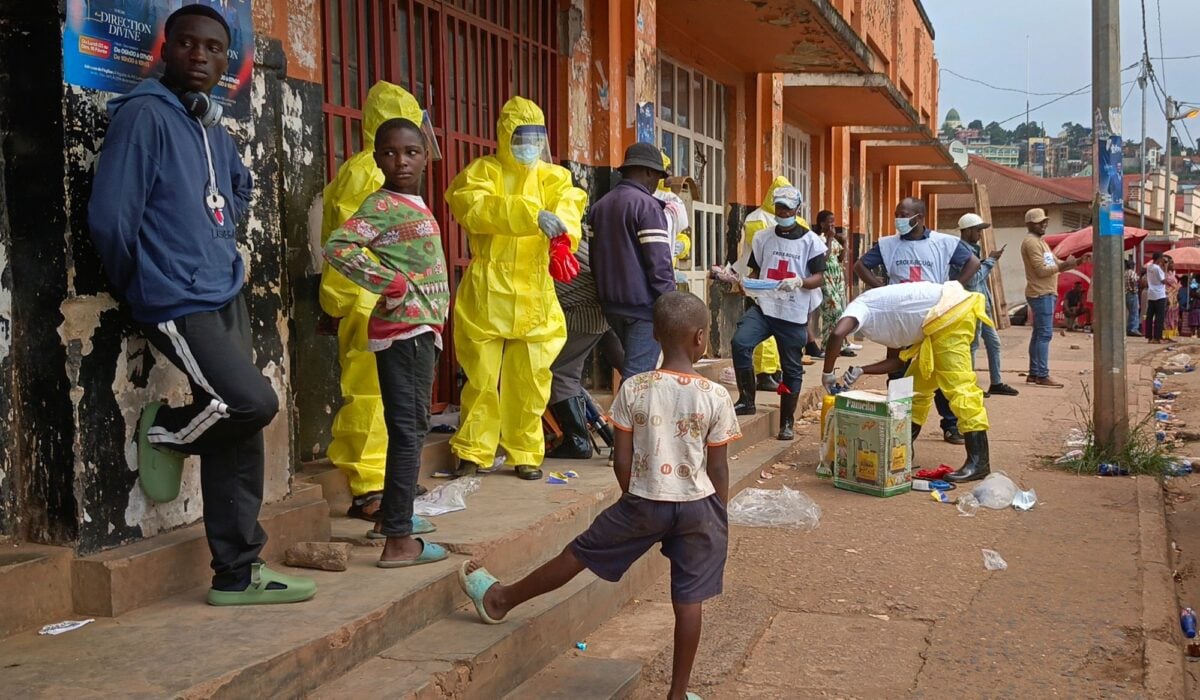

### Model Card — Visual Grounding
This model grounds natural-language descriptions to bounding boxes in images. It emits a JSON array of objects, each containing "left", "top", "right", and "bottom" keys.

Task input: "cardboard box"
[{"left": 832, "top": 377, "right": 913, "bottom": 497}]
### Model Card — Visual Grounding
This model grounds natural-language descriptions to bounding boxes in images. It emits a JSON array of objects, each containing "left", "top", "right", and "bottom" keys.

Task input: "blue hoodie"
[{"left": 88, "top": 79, "right": 253, "bottom": 324}]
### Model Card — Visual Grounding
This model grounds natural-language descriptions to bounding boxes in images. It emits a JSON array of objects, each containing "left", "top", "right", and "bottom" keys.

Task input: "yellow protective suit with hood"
[
  {"left": 740, "top": 176, "right": 808, "bottom": 376},
  {"left": 319, "top": 82, "right": 424, "bottom": 497},
  {"left": 899, "top": 284, "right": 991, "bottom": 434},
  {"left": 446, "top": 97, "right": 587, "bottom": 468}
]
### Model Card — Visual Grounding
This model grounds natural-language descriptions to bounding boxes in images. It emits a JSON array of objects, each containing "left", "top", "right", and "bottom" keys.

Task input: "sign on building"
[{"left": 63, "top": 0, "right": 253, "bottom": 118}]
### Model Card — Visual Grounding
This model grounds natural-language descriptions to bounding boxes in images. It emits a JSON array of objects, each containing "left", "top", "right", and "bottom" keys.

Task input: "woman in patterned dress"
[{"left": 815, "top": 210, "right": 854, "bottom": 357}]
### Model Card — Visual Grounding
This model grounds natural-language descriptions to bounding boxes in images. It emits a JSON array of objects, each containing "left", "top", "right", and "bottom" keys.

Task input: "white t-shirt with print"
[
  {"left": 609, "top": 370, "right": 742, "bottom": 502},
  {"left": 750, "top": 226, "right": 828, "bottom": 321}
]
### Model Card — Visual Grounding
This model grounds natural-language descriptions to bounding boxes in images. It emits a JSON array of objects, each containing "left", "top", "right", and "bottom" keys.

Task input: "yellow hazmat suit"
[
  {"left": 445, "top": 97, "right": 587, "bottom": 468},
  {"left": 899, "top": 287, "right": 992, "bottom": 434},
  {"left": 740, "top": 176, "right": 799, "bottom": 376},
  {"left": 319, "top": 82, "right": 424, "bottom": 497}
]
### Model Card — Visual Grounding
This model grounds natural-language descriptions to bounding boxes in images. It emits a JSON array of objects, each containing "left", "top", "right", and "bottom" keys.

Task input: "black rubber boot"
[
  {"left": 777, "top": 391, "right": 800, "bottom": 441},
  {"left": 910, "top": 423, "right": 922, "bottom": 468},
  {"left": 734, "top": 368, "right": 757, "bottom": 416},
  {"left": 805, "top": 340, "right": 824, "bottom": 359},
  {"left": 547, "top": 396, "right": 593, "bottom": 459},
  {"left": 946, "top": 431, "right": 990, "bottom": 483},
  {"left": 756, "top": 372, "right": 780, "bottom": 392}
]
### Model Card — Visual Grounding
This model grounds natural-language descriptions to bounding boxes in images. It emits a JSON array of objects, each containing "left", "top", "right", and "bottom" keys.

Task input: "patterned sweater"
[{"left": 324, "top": 189, "right": 450, "bottom": 349}]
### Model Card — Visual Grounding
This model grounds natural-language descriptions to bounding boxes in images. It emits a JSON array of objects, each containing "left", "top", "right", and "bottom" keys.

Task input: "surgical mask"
[
  {"left": 776, "top": 215, "right": 797, "bottom": 228},
  {"left": 511, "top": 144, "right": 541, "bottom": 165},
  {"left": 1192, "top": 280, "right": 1199, "bottom": 290},
  {"left": 895, "top": 216, "right": 917, "bottom": 235}
]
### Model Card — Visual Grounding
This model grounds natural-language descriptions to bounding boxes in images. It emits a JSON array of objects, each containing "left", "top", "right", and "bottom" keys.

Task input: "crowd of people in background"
[{"left": 1138, "top": 251, "right": 1198, "bottom": 343}]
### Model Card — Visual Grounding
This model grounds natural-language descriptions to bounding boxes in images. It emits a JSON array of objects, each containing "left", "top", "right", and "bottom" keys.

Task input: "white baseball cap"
[{"left": 957, "top": 213, "right": 990, "bottom": 230}]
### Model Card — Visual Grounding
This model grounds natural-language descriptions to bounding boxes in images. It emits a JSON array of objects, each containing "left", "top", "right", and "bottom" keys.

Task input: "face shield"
[
  {"left": 417, "top": 110, "right": 442, "bottom": 161},
  {"left": 510, "top": 125, "right": 550, "bottom": 166}
]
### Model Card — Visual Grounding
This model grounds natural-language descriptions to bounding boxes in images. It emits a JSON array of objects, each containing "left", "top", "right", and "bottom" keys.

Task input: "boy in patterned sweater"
[
  {"left": 324, "top": 118, "right": 451, "bottom": 568},
  {"left": 458, "top": 291, "right": 741, "bottom": 700}
]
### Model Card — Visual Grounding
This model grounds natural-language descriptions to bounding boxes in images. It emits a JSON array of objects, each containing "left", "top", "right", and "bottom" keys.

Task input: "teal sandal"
[
  {"left": 138, "top": 401, "right": 185, "bottom": 503},
  {"left": 206, "top": 562, "right": 316, "bottom": 606},
  {"left": 376, "top": 538, "right": 448, "bottom": 568},
  {"left": 366, "top": 515, "right": 437, "bottom": 540},
  {"left": 457, "top": 561, "right": 504, "bottom": 624}
]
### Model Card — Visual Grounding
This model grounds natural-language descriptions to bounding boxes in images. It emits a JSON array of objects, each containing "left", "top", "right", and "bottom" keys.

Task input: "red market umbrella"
[
  {"left": 1051, "top": 226, "right": 1149, "bottom": 258},
  {"left": 1166, "top": 246, "right": 1200, "bottom": 272}
]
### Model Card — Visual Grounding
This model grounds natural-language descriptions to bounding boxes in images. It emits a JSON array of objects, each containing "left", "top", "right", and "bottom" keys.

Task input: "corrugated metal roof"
[{"left": 939, "top": 156, "right": 1091, "bottom": 209}]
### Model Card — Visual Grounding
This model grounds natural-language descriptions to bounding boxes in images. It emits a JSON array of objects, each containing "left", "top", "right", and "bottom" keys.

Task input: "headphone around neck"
[{"left": 180, "top": 91, "right": 223, "bottom": 128}]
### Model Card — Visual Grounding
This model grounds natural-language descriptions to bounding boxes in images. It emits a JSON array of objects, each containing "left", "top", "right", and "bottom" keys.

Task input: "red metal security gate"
[{"left": 322, "top": 0, "right": 560, "bottom": 407}]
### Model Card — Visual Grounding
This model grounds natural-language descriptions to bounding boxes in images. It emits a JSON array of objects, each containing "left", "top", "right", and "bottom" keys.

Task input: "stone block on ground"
[{"left": 284, "top": 542, "right": 351, "bottom": 572}]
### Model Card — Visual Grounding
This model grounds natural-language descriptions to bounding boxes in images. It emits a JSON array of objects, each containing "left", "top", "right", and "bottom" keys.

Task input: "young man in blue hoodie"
[{"left": 88, "top": 5, "right": 315, "bottom": 606}]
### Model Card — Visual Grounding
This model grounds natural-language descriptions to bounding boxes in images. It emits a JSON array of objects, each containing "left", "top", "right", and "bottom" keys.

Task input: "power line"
[
  {"left": 1154, "top": 54, "right": 1200, "bottom": 61},
  {"left": 1122, "top": 79, "right": 1138, "bottom": 109},
  {"left": 993, "top": 73, "right": 1139, "bottom": 127},
  {"left": 940, "top": 68, "right": 1080, "bottom": 96},
  {"left": 1155, "top": 0, "right": 1168, "bottom": 87}
]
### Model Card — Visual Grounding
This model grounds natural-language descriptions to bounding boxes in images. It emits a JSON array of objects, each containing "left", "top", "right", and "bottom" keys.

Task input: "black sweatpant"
[
  {"left": 141, "top": 294, "right": 279, "bottom": 589},
  {"left": 375, "top": 333, "right": 438, "bottom": 538}
]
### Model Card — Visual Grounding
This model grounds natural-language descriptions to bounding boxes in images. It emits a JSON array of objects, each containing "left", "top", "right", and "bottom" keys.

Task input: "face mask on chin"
[{"left": 895, "top": 216, "right": 917, "bottom": 236}]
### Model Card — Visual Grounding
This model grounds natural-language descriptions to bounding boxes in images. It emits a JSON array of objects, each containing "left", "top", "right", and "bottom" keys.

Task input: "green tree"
[
  {"left": 984, "top": 121, "right": 1010, "bottom": 144},
  {"left": 968, "top": 118, "right": 984, "bottom": 130}
]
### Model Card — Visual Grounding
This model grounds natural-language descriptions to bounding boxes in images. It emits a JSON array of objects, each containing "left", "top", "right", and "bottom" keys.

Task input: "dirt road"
[{"left": 582, "top": 328, "right": 1190, "bottom": 698}]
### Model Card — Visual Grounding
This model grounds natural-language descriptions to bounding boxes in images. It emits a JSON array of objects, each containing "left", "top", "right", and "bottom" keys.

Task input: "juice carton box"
[{"left": 832, "top": 377, "right": 913, "bottom": 497}]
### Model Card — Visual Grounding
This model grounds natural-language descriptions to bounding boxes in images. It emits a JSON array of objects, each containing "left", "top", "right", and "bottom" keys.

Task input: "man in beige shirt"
[{"left": 1020, "top": 208, "right": 1088, "bottom": 387}]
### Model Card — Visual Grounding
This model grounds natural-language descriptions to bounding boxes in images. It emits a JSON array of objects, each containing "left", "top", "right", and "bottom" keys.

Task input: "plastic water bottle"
[
  {"left": 1098, "top": 463, "right": 1129, "bottom": 476},
  {"left": 1182, "top": 608, "right": 1197, "bottom": 639}
]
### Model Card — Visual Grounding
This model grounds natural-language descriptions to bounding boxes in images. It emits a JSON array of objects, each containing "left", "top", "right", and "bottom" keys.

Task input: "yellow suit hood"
[
  {"left": 495, "top": 96, "right": 545, "bottom": 168},
  {"left": 361, "top": 81, "right": 423, "bottom": 150},
  {"left": 761, "top": 176, "right": 793, "bottom": 211}
]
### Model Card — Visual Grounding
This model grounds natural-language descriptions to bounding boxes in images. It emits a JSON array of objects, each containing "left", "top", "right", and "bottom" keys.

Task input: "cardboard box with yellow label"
[{"left": 832, "top": 377, "right": 913, "bottom": 497}]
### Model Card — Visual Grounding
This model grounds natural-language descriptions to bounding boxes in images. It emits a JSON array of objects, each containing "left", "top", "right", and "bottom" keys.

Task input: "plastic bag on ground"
[
  {"left": 414, "top": 476, "right": 481, "bottom": 517},
  {"left": 971, "top": 472, "right": 1018, "bottom": 510},
  {"left": 728, "top": 486, "right": 821, "bottom": 530},
  {"left": 956, "top": 493, "right": 979, "bottom": 517},
  {"left": 981, "top": 548, "right": 1008, "bottom": 571},
  {"left": 1011, "top": 489, "right": 1037, "bottom": 511}
]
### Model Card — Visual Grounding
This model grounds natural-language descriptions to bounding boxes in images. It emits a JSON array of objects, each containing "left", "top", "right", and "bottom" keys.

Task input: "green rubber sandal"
[
  {"left": 206, "top": 562, "right": 317, "bottom": 606},
  {"left": 138, "top": 401, "right": 185, "bottom": 503},
  {"left": 376, "top": 538, "right": 448, "bottom": 568},
  {"left": 457, "top": 561, "right": 504, "bottom": 624}
]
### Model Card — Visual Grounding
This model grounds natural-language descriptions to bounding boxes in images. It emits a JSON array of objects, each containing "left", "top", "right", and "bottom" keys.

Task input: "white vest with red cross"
[
  {"left": 877, "top": 230, "right": 960, "bottom": 285},
  {"left": 750, "top": 226, "right": 827, "bottom": 322}
]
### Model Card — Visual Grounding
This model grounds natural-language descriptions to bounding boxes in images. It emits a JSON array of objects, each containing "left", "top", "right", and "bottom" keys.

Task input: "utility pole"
[
  {"left": 1165, "top": 97, "right": 1174, "bottom": 239},
  {"left": 1138, "top": 55, "right": 1147, "bottom": 235},
  {"left": 1091, "top": 0, "right": 1127, "bottom": 451}
]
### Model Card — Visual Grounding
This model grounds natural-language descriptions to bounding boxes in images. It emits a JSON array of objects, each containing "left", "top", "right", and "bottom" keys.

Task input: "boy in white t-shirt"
[
  {"left": 730, "top": 186, "right": 827, "bottom": 441},
  {"left": 457, "top": 291, "right": 740, "bottom": 700}
]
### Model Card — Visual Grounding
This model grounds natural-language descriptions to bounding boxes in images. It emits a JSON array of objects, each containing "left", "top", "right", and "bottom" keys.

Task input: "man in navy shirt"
[
  {"left": 853, "top": 198, "right": 980, "bottom": 446},
  {"left": 590, "top": 143, "right": 675, "bottom": 381}
]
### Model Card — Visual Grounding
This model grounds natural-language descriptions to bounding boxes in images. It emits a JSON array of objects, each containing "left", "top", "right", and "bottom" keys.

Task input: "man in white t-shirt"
[
  {"left": 1145, "top": 251, "right": 1168, "bottom": 343},
  {"left": 730, "top": 186, "right": 827, "bottom": 442},
  {"left": 820, "top": 282, "right": 994, "bottom": 483}
]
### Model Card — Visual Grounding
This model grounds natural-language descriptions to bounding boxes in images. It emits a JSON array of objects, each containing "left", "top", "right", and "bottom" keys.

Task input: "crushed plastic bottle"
[
  {"left": 956, "top": 493, "right": 980, "bottom": 517},
  {"left": 1167, "top": 461, "right": 1195, "bottom": 478},
  {"left": 1098, "top": 463, "right": 1129, "bottom": 476},
  {"left": 1183, "top": 608, "right": 1197, "bottom": 639}
]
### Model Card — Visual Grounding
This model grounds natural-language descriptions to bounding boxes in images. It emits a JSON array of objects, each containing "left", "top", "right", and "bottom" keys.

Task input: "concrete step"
[
  {"left": 503, "top": 655, "right": 642, "bottom": 700},
  {"left": 307, "top": 409, "right": 797, "bottom": 700},
  {"left": 0, "top": 542, "right": 74, "bottom": 639},
  {"left": 70, "top": 482, "right": 330, "bottom": 617}
]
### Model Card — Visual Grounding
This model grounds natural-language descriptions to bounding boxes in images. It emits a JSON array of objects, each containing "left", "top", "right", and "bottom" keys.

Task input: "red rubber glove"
[{"left": 548, "top": 235, "right": 579, "bottom": 283}]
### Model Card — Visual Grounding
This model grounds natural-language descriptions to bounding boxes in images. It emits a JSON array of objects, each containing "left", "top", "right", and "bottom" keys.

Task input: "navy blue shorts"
[{"left": 571, "top": 492, "right": 728, "bottom": 604}]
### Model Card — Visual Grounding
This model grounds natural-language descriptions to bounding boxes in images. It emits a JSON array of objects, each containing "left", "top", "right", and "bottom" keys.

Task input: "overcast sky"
[{"left": 924, "top": 0, "right": 1200, "bottom": 147}]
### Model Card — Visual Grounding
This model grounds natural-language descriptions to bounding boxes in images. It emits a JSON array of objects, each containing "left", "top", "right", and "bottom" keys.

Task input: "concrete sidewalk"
[{"left": 581, "top": 324, "right": 1185, "bottom": 698}]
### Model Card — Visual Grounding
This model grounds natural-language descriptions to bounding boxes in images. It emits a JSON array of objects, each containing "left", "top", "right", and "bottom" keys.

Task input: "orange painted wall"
[{"left": 253, "top": 0, "right": 321, "bottom": 84}]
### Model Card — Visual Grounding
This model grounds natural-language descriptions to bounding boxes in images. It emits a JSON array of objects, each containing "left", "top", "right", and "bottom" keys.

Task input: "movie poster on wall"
[{"left": 63, "top": 0, "right": 253, "bottom": 119}]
